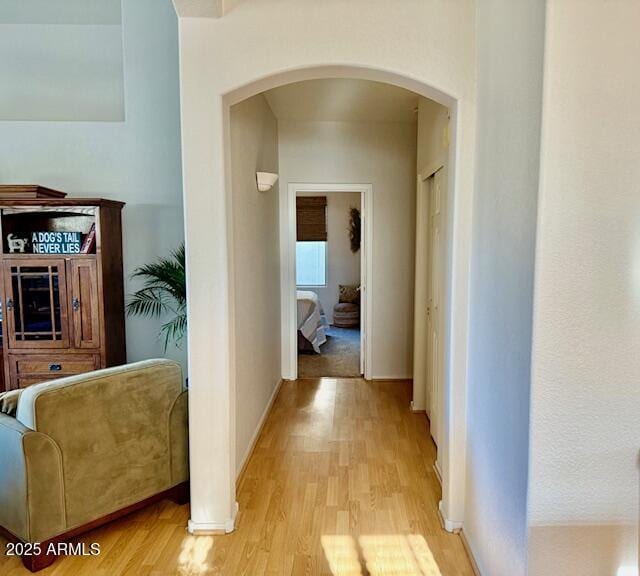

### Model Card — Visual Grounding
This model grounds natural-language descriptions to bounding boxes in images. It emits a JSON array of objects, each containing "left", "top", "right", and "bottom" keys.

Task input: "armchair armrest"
[
  {"left": 0, "top": 414, "right": 29, "bottom": 541},
  {"left": 0, "top": 414, "right": 66, "bottom": 543}
]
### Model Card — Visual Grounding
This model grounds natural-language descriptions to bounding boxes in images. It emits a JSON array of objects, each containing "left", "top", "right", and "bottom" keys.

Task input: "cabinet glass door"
[{"left": 4, "top": 260, "right": 69, "bottom": 348}]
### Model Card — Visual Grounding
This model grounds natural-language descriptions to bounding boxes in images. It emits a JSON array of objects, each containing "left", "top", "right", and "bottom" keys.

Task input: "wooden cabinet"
[
  {"left": 0, "top": 186, "right": 126, "bottom": 391},
  {"left": 10, "top": 353, "right": 101, "bottom": 390},
  {"left": 3, "top": 259, "right": 70, "bottom": 349},
  {"left": 69, "top": 259, "right": 100, "bottom": 349}
]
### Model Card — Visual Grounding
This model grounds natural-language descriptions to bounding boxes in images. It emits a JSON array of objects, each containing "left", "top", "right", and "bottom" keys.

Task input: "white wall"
[
  {"left": 417, "top": 98, "right": 450, "bottom": 173},
  {"left": 281, "top": 120, "right": 416, "bottom": 378},
  {"left": 528, "top": 1, "right": 640, "bottom": 574},
  {"left": 176, "top": 0, "right": 476, "bottom": 532},
  {"left": 230, "top": 94, "right": 281, "bottom": 476},
  {"left": 0, "top": 0, "right": 120, "bottom": 24},
  {"left": 0, "top": 0, "right": 124, "bottom": 121},
  {"left": 297, "top": 192, "right": 361, "bottom": 325},
  {"left": 0, "top": 0, "right": 186, "bottom": 372},
  {"left": 466, "top": 1, "right": 546, "bottom": 574}
]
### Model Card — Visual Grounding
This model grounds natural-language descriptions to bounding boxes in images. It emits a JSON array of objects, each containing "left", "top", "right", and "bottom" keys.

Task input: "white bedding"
[{"left": 297, "top": 290, "right": 328, "bottom": 353}]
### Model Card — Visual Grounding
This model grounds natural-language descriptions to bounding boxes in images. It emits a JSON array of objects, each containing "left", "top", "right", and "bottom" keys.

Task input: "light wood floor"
[{"left": 1, "top": 378, "right": 474, "bottom": 575}]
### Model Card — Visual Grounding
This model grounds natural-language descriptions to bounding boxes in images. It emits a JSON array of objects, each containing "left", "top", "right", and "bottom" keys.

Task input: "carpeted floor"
[{"left": 298, "top": 326, "right": 361, "bottom": 378}]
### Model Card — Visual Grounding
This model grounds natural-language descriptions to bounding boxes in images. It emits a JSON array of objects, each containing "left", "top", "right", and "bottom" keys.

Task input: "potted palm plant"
[{"left": 127, "top": 244, "right": 186, "bottom": 351}]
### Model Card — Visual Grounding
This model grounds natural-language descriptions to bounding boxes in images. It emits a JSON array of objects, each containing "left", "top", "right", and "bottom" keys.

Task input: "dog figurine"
[{"left": 7, "top": 234, "right": 28, "bottom": 253}]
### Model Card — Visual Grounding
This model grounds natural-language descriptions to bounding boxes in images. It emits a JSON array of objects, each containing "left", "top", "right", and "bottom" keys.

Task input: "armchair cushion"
[{"left": 9, "top": 359, "right": 188, "bottom": 537}]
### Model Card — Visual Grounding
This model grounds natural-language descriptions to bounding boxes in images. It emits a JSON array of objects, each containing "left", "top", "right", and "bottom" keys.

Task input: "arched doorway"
[{"left": 182, "top": 64, "right": 473, "bottom": 536}]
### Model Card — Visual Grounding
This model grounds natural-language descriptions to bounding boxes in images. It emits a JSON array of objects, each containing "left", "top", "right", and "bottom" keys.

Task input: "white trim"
[
  {"left": 414, "top": 164, "right": 448, "bottom": 486},
  {"left": 280, "top": 184, "right": 298, "bottom": 379},
  {"left": 433, "top": 461, "right": 443, "bottom": 486},
  {"left": 188, "top": 501, "right": 239, "bottom": 534},
  {"left": 282, "top": 183, "right": 374, "bottom": 381},
  {"left": 438, "top": 500, "right": 463, "bottom": 533},
  {"left": 236, "top": 379, "right": 283, "bottom": 478},
  {"left": 412, "top": 160, "right": 446, "bottom": 411},
  {"left": 418, "top": 158, "right": 446, "bottom": 182},
  {"left": 412, "top": 174, "right": 429, "bottom": 412}
]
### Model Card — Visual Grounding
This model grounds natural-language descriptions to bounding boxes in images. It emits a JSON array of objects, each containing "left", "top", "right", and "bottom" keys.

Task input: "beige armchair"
[{"left": 0, "top": 359, "right": 189, "bottom": 572}]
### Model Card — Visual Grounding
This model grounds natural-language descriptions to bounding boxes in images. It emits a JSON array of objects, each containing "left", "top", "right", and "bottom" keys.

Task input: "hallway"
[
  {"left": 0, "top": 379, "right": 473, "bottom": 575},
  {"left": 235, "top": 377, "right": 474, "bottom": 575}
]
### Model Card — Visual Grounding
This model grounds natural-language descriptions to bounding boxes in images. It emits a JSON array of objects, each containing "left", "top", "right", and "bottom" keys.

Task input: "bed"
[{"left": 297, "top": 290, "right": 328, "bottom": 353}]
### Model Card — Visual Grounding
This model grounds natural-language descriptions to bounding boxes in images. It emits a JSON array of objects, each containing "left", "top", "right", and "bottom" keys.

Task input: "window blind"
[{"left": 296, "top": 196, "right": 327, "bottom": 241}]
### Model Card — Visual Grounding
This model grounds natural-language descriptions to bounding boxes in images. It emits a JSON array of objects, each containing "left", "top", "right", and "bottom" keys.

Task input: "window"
[
  {"left": 296, "top": 241, "right": 326, "bottom": 286},
  {"left": 296, "top": 195, "right": 327, "bottom": 286}
]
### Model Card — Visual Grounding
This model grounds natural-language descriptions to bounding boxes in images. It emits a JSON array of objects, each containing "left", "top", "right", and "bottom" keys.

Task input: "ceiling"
[{"left": 263, "top": 78, "right": 420, "bottom": 124}]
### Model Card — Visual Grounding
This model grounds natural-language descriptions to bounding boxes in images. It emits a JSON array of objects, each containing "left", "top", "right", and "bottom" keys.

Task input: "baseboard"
[
  {"left": 433, "top": 460, "right": 443, "bottom": 486},
  {"left": 368, "top": 376, "right": 413, "bottom": 382},
  {"left": 236, "top": 378, "right": 283, "bottom": 488},
  {"left": 460, "top": 529, "right": 482, "bottom": 576},
  {"left": 410, "top": 400, "right": 426, "bottom": 413},
  {"left": 438, "top": 501, "right": 463, "bottom": 533},
  {"left": 188, "top": 502, "right": 239, "bottom": 534},
  {"left": 190, "top": 379, "right": 281, "bottom": 536}
]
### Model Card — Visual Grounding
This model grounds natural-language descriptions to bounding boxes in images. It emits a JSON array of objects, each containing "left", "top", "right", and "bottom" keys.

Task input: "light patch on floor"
[
  {"left": 322, "top": 534, "right": 443, "bottom": 576},
  {"left": 0, "top": 378, "right": 473, "bottom": 575},
  {"left": 177, "top": 536, "right": 214, "bottom": 575}
]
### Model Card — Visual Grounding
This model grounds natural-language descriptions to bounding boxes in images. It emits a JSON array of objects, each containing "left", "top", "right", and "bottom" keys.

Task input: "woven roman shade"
[{"left": 296, "top": 196, "right": 327, "bottom": 241}]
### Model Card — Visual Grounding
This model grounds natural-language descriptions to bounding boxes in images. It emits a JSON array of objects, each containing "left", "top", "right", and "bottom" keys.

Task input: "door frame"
[
  {"left": 281, "top": 182, "right": 373, "bottom": 381},
  {"left": 413, "top": 161, "right": 446, "bottom": 405},
  {"left": 180, "top": 62, "right": 471, "bottom": 535}
]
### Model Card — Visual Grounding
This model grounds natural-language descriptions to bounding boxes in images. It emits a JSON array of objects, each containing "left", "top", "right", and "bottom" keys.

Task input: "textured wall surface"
[
  {"left": 230, "top": 94, "right": 281, "bottom": 476},
  {"left": 465, "top": 0, "right": 546, "bottom": 574},
  {"left": 177, "top": 0, "right": 476, "bottom": 529},
  {"left": 528, "top": 1, "right": 640, "bottom": 573}
]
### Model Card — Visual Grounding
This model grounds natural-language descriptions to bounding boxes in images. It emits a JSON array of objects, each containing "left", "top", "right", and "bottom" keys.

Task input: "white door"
[{"left": 427, "top": 168, "right": 445, "bottom": 446}]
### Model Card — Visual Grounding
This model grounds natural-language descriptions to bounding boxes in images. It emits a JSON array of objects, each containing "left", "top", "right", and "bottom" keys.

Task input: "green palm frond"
[
  {"left": 127, "top": 243, "right": 187, "bottom": 351},
  {"left": 161, "top": 314, "right": 187, "bottom": 350},
  {"left": 127, "top": 287, "right": 170, "bottom": 318}
]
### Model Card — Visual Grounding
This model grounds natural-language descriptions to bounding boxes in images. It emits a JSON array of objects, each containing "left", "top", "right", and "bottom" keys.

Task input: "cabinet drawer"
[
  {"left": 18, "top": 375, "right": 63, "bottom": 389},
  {"left": 12, "top": 354, "right": 100, "bottom": 377}
]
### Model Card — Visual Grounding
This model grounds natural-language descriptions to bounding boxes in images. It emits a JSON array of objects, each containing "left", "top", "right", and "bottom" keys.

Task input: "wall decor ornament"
[
  {"left": 7, "top": 234, "right": 27, "bottom": 253},
  {"left": 349, "top": 207, "right": 361, "bottom": 253}
]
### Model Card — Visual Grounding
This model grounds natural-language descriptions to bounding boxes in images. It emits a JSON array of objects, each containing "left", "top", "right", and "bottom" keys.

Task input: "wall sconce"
[{"left": 256, "top": 172, "right": 278, "bottom": 192}]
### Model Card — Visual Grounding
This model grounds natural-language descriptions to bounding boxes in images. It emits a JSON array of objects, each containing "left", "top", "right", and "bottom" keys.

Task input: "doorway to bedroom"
[{"left": 296, "top": 189, "right": 364, "bottom": 378}]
